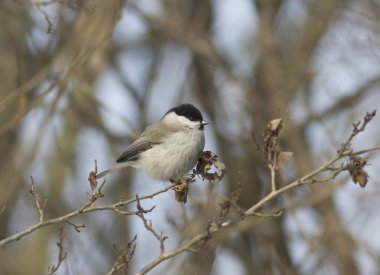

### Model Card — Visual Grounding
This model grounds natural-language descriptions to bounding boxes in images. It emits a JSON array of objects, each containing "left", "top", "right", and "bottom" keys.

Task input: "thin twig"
[
  {"left": 0, "top": 184, "right": 175, "bottom": 247},
  {"left": 29, "top": 177, "right": 46, "bottom": 222},
  {"left": 135, "top": 145, "right": 380, "bottom": 274},
  {"left": 0, "top": 204, "right": 6, "bottom": 216},
  {"left": 269, "top": 164, "right": 276, "bottom": 192},
  {"left": 65, "top": 220, "right": 85, "bottom": 233},
  {"left": 47, "top": 227, "right": 67, "bottom": 275},
  {"left": 106, "top": 235, "right": 138, "bottom": 275},
  {"left": 338, "top": 110, "right": 376, "bottom": 155},
  {"left": 250, "top": 210, "right": 283, "bottom": 218},
  {"left": 136, "top": 196, "right": 168, "bottom": 254}
]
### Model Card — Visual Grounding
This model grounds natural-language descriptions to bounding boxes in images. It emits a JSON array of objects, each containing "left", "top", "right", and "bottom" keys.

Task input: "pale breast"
[{"left": 136, "top": 128, "right": 205, "bottom": 180}]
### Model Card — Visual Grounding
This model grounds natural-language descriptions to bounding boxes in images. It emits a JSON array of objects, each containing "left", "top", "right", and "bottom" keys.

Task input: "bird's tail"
[{"left": 96, "top": 162, "right": 130, "bottom": 179}]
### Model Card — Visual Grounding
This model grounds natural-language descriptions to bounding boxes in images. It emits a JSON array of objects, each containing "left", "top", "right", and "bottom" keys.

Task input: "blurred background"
[{"left": 1, "top": 0, "right": 380, "bottom": 274}]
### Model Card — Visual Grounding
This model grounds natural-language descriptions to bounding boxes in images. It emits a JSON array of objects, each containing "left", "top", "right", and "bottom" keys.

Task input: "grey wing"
[
  {"left": 116, "top": 120, "right": 180, "bottom": 163},
  {"left": 116, "top": 141, "right": 156, "bottom": 163}
]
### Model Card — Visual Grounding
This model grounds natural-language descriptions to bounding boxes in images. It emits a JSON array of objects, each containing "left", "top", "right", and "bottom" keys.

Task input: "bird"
[{"left": 96, "top": 103, "right": 208, "bottom": 181}]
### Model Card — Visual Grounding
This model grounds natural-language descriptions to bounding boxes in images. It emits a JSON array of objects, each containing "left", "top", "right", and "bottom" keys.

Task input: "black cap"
[{"left": 167, "top": 103, "right": 204, "bottom": 122}]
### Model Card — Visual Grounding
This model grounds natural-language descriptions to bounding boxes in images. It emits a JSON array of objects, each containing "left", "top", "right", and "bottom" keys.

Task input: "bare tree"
[{"left": 1, "top": 1, "right": 380, "bottom": 274}]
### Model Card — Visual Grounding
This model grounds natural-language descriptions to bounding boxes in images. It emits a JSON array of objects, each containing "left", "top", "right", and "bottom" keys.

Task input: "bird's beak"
[{"left": 201, "top": 120, "right": 209, "bottom": 126}]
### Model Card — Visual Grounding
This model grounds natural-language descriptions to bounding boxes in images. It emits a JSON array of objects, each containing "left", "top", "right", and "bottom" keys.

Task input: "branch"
[
  {"left": 0, "top": 204, "right": 6, "bottom": 216},
  {"left": 136, "top": 111, "right": 378, "bottom": 273},
  {"left": 269, "top": 163, "right": 277, "bottom": 192},
  {"left": 47, "top": 227, "right": 67, "bottom": 275},
  {"left": 106, "top": 235, "right": 137, "bottom": 275},
  {"left": 136, "top": 144, "right": 380, "bottom": 274},
  {"left": 338, "top": 110, "right": 376, "bottom": 155},
  {"left": 135, "top": 196, "right": 168, "bottom": 254},
  {"left": 29, "top": 176, "right": 47, "bottom": 222},
  {"left": 0, "top": 183, "right": 174, "bottom": 247}
]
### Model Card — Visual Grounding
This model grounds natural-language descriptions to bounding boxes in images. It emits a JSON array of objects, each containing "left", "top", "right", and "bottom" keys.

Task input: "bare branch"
[
  {"left": 338, "top": 110, "right": 376, "bottom": 155},
  {"left": 106, "top": 235, "right": 137, "bottom": 275},
  {"left": 0, "top": 183, "right": 175, "bottom": 247},
  {"left": 250, "top": 210, "right": 283, "bottom": 218},
  {"left": 47, "top": 227, "right": 67, "bottom": 275},
  {"left": 29, "top": 177, "right": 46, "bottom": 223},
  {"left": 135, "top": 196, "right": 168, "bottom": 254},
  {"left": 0, "top": 204, "right": 6, "bottom": 216},
  {"left": 65, "top": 220, "right": 85, "bottom": 233},
  {"left": 35, "top": 2, "right": 58, "bottom": 34},
  {"left": 2, "top": 112, "right": 379, "bottom": 275},
  {"left": 136, "top": 144, "right": 380, "bottom": 274},
  {"left": 269, "top": 163, "right": 277, "bottom": 192}
]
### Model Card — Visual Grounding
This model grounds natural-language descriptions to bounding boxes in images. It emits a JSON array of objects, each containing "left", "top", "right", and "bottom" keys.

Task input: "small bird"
[{"left": 96, "top": 103, "right": 208, "bottom": 181}]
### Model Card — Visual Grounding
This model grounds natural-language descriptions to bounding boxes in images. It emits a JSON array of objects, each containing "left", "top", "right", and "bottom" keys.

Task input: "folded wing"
[
  {"left": 116, "top": 141, "right": 157, "bottom": 163},
  {"left": 116, "top": 119, "right": 180, "bottom": 163}
]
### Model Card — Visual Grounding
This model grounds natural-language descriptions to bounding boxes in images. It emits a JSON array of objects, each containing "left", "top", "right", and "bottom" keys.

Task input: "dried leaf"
[
  {"left": 196, "top": 151, "right": 215, "bottom": 175},
  {"left": 203, "top": 171, "right": 225, "bottom": 182},
  {"left": 196, "top": 151, "right": 226, "bottom": 182},
  {"left": 350, "top": 168, "right": 368, "bottom": 188},
  {"left": 346, "top": 155, "right": 369, "bottom": 188},
  {"left": 356, "top": 170, "right": 369, "bottom": 187},
  {"left": 88, "top": 171, "right": 97, "bottom": 191},
  {"left": 276, "top": 151, "right": 294, "bottom": 169},
  {"left": 219, "top": 200, "right": 231, "bottom": 210},
  {"left": 172, "top": 176, "right": 193, "bottom": 203},
  {"left": 262, "top": 117, "right": 287, "bottom": 166},
  {"left": 214, "top": 161, "right": 226, "bottom": 171},
  {"left": 267, "top": 118, "right": 284, "bottom": 132}
]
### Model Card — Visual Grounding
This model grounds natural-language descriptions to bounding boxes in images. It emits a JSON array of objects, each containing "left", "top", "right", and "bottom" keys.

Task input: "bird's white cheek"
[{"left": 177, "top": 116, "right": 200, "bottom": 129}]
